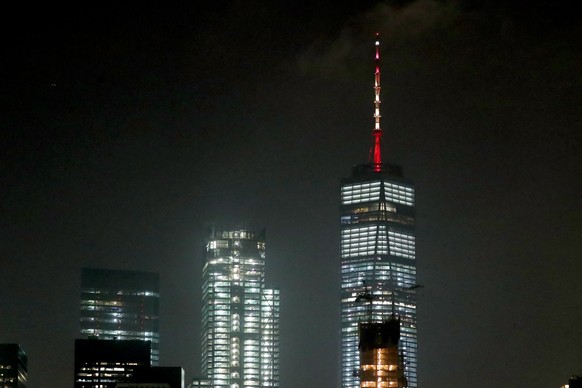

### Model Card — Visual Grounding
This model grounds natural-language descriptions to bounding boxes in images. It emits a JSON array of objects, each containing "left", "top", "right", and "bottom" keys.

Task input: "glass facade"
[
  {"left": 201, "top": 227, "right": 280, "bottom": 388},
  {"left": 340, "top": 164, "right": 417, "bottom": 388},
  {"left": 80, "top": 268, "right": 160, "bottom": 365}
]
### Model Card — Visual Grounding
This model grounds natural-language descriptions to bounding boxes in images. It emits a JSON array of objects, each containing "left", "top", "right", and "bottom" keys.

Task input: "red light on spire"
[{"left": 371, "top": 33, "right": 383, "bottom": 172}]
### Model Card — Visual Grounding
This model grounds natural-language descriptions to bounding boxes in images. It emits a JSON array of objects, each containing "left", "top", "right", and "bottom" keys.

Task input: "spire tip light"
[{"left": 371, "top": 33, "right": 383, "bottom": 172}]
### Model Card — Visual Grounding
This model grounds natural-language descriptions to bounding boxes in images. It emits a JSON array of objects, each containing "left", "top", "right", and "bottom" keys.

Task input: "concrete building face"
[
  {"left": 201, "top": 227, "right": 280, "bottom": 387},
  {"left": 80, "top": 268, "right": 160, "bottom": 365},
  {"left": 0, "top": 344, "right": 27, "bottom": 388}
]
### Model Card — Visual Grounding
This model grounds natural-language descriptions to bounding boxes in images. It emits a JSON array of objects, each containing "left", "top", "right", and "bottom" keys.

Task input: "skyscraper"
[
  {"left": 80, "top": 268, "right": 160, "bottom": 365},
  {"left": 340, "top": 34, "right": 418, "bottom": 387},
  {"left": 0, "top": 344, "right": 27, "bottom": 388},
  {"left": 201, "top": 226, "right": 280, "bottom": 387}
]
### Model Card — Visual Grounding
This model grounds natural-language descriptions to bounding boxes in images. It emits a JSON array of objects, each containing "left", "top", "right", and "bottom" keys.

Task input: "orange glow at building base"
[{"left": 359, "top": 320, "right": 407, "bottom": 388}]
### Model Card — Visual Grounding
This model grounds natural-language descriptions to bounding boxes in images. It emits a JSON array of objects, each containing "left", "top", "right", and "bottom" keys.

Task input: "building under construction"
[{"left": 359, "top": 318, "right": 407, "bottom": 388}]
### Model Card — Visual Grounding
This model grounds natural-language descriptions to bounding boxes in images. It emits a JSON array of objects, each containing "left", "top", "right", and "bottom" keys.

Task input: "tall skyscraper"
[
  {"left": 80, "top": 268, "right": 160, "bottom": 365},
  {"left": 201, "top": 226, "right": 280, "bottom": 387},
  {"left": 73, "top": 338, "right": 150, "bottom": 388},
  {"left": 0, "top": 344, "right": 27, "bottom": 388},
  {"left": 340, "top": 34, "right": 418, "bottom": 387}
]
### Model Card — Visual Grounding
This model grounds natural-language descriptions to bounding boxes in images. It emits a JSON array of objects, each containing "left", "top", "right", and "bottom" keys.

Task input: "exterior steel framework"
[
  {"left": 359, "top": 319, "right": 407, "bottom": 388},
  {"left": 341, "top": 164, "right": 417, "bottom": 388},
  {"left": 202, "top": 227, "right": 280, "bottom": 388}
]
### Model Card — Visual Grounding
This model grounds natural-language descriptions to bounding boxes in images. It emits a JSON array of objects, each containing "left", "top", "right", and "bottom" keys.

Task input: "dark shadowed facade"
[
  {"left": 561, "top": 376, "right": 582, "bottom": 388},
  {"left": 73, "top": 338, "right": 150, "bottom": 388},
  {"left": 116, "top": 366, "right": 185, "bottom": 388}
]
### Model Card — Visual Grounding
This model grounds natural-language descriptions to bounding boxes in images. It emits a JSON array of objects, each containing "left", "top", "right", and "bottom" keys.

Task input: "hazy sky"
[{"left": 1, "top": 1, "right": 581, "bottom": 387}]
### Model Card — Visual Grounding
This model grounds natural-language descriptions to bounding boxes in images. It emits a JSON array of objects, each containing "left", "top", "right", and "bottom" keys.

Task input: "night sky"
[{"left": 1, "top": 1, "right": 581, "bottom": 387}]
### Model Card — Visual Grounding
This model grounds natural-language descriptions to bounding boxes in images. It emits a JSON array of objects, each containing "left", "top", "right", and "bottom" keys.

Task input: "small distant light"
[{"left": 375, "top": 41, "right": 379, "bottom": 46}]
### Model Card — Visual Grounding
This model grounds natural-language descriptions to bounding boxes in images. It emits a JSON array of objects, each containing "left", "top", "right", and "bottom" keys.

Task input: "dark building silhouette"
[
  {"left": 340, "top": 34, "right": 418, "bottom": 387},
  {"left": 0, "top": 344, "right": 27, "bottom": 388},
  {"left": 73, "top": 338, "right": 150, "bottom": 388},
  {"left": 561, "top": 375, "right": 582, "bottom": 388},
  {"left": 80, "top": 267, "right": 160, "bottom": 365},
  {"left": 116, "top": 366, "right": 184, "bottom": 388}
]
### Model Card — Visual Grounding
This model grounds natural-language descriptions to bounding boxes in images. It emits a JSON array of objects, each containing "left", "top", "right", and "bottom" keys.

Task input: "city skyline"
[{"left": 1, "top": 2, "right": 581, "bottom": 387}]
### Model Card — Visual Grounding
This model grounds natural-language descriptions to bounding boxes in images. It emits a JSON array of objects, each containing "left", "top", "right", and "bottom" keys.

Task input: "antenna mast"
[{"left": 371, "top": 33, "right": 383, "bottom": 172}]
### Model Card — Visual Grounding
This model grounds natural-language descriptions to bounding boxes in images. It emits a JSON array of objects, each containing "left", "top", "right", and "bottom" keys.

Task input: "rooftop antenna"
[{"left": 370, "top": 32, "right": 383, "bottom": 172}]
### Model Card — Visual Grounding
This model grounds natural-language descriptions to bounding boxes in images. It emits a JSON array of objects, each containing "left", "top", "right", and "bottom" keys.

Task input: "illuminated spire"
[{"left": 371, "top": 32, "right": 383, "bottom": 172}]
